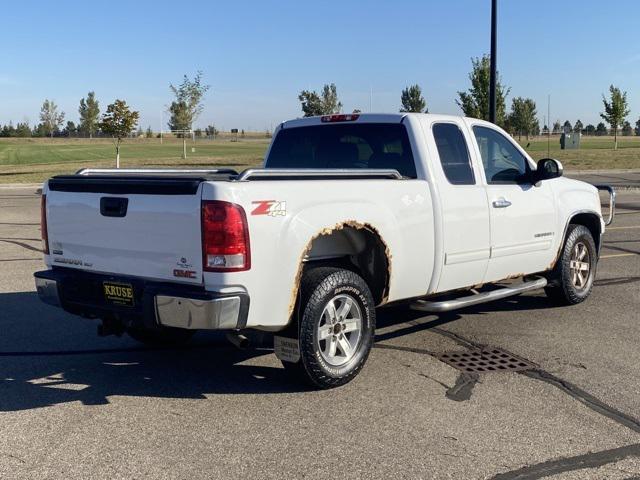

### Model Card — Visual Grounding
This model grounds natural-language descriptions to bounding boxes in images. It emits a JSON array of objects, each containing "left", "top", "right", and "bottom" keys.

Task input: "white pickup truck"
[{"left": 35, "top": 113, "right": 615, "bottom": 388}]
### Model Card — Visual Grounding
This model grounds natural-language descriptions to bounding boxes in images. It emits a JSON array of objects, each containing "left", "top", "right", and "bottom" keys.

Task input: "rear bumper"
[{"left": 34, "top": 268, "right": 249, "bottom": 330}]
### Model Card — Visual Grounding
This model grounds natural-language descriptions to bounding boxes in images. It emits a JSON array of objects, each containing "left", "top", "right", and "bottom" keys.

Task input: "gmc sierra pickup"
[{"left": 35, "top": 113, "right": 615, "bottom": 388}]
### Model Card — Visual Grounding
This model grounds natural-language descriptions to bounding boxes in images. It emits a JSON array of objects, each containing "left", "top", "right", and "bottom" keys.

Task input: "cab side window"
[
  {"left": 432, "top": 123, "right": 475, "bottom": 185},
  {"left": 473, "top": 126, "right": 531, "bottom": 184}
]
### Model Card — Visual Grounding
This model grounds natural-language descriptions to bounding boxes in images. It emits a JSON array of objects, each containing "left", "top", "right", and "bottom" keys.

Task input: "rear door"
[
  {"left": 45, "top": 177, "right": 204, "bottom": 285},
  {"left": 423, "top": 120, "right": 491, "bottom": 292},
  {"left": 469, "top": 124, "right": 557, "bottom": 282}
]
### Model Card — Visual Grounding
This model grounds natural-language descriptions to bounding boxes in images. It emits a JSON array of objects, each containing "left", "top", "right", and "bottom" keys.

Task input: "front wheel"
[
  {"left": 545, "top": 224, "right": 597, "bottom": 305},
  {"left": 280, "top": 267, "right": 376, "bottom": 389}
]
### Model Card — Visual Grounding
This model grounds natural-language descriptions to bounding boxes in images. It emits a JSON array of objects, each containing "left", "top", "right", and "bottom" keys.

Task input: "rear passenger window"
[{"left": 432, "top": 123, "right": 475, "bottom": 185}]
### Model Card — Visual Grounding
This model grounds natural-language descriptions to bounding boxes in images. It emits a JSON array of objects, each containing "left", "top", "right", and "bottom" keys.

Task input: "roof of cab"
[{"left": 280, "top": 112, "right": 486, "bottom": 129}]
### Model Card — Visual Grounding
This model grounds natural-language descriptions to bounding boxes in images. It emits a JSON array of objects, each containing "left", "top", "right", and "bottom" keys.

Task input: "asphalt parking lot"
[{"left": 0, "top": 186, "right": 639, "bottom": 479}]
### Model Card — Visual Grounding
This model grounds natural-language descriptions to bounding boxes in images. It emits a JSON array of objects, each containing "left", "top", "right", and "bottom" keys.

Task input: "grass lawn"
[
  {"left": 0, "top": 138, "right": 270, "bottom": 183},
  {"left": 1, "top": 134, "right": 639, "bottom": 184},
  {"left": 516, "top": 135, "right": 640, "bottom": 170}
]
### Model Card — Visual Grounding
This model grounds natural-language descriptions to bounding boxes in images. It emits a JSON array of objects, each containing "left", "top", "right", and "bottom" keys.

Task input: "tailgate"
[{"left": 45, "top": 176, "right": 204, "bottom": 285}]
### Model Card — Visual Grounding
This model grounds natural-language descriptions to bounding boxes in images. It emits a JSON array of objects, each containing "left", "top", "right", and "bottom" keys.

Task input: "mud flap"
[{"left": 274, "top": 335, "right": 301, "bottom": 363}]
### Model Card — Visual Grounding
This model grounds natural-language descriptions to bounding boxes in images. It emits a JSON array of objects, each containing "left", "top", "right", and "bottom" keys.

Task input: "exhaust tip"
[{"left": 226, "top": 332, "right": 250, "bottom": 350}]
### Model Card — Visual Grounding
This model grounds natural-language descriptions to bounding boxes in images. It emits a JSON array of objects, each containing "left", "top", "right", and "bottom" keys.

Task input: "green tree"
[
  {"left": 99, "top": 99, "right": 140, "bottom": 168},
  {"left": 573, "top": 120, "right": 583, "bottom": 133},
  {"left": 168, "top": 71, "right": 210, "bottom": 131},
  {"left": 205, "top": 124, "right": 217, "bottom": 138},
  {"left": 3, "top": 122, "right": 16, "bottom": 137},
  {"left": 584, "top": 124, "right": 596, "bottom": 135},
  {"left": 622, "top": 121, "right": 633, "bottom": 136},
  {"left": 78, "top": 91, "right": 100, "bottom": 138},
  {"left": 552, "top": 121, "right": 561, "bottom": 134},
  {"left": 15, "top": 122, "right": 31, "bottom": 137},
  {"left": 145, "top": 126, "right": 153, "bottom": 138},
  {"left": 563, "top": 120, "right": 572, "bottom": 133},
  {"left": 508, "top": 97, "right": 538, "bottom": 140},
  {"left": 600, "top": 85, "right": 630, "bottom": 149},
  {"left": 456, "top": 55, "right": 510, "bottom": 126},
  {"left": 595, "top": 122, "right": 607, "bottom": 136},
  {"left": 298, "top": 83, "right": 342, "bottom": 117},
  {"left": 635, "top": 118, "right": 640, "bottom": 136},
  {"left": 39, "top": 99, "right": 65, "bottom": 138},
  {"left": 64, "top": 121, "right": 76, "bottom": 137},
  {"left": 400, "top": 84, "right": 427, "bottom": 113}
]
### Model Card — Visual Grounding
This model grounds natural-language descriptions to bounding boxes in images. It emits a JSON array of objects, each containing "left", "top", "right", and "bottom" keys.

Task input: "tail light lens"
[
  {"left": 41, "top": 194, "right": 49, "bottom": 255},
  {"left": 202, "top": 200, "right": 250, "bottom": 272}
]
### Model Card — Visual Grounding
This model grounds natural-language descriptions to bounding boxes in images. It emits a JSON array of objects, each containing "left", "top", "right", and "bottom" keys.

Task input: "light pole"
[{"left": 489, "top": 0, "right": 497, "bottom": 124}]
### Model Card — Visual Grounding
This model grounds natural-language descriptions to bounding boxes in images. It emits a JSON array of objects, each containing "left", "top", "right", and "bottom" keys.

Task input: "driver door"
[{"left": 470, "top": 124, "right": 558, "bottom": 283}]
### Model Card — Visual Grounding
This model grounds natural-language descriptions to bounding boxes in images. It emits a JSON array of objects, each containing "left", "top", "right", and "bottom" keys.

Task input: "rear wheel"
[
  {"left": 545, "top": 224, "right": 597, "bottom": 305},
  {"left": 127, "top": 326, "right": 195, "bottom": 347},
  {"left": 280, "top": 267, "right": 376, "bottom": 389}
]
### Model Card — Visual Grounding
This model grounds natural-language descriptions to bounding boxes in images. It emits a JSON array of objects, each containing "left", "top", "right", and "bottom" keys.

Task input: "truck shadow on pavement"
[
  {"left": 0, "top": 292, "right": 312, "bottom": 412},
  {"left": 2, "top": 275, "right": 639, "bottom": 412}
]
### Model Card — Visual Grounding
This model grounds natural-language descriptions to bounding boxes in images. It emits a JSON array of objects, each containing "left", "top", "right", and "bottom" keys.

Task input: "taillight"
[
  {"left": 41, "top": 194, "right": 49, "bottom": 255},
  {"left": 321, "top": 114, "right": 359, "bottom": 123},
  {"left": 202, "top": 200, "right": 250, "bottom": 272}
]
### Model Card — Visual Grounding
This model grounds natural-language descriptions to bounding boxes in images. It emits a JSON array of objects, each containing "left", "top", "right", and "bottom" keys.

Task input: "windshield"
[{"left": 265, "top": 123, "right": 417, "bottom": 178}]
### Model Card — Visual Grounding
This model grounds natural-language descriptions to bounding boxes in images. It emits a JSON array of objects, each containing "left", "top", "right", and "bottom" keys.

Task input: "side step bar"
[{"left": 410, "top": 277, "right": 548, "bottom": 313}]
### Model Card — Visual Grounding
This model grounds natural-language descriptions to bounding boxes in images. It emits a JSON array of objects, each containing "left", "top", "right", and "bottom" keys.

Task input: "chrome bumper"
[
  {"left": 35, "top": 277, "right": 61, "bottom": 307},
  {"left": 155, "top": 295, "right": 242, "bottom": 330}
]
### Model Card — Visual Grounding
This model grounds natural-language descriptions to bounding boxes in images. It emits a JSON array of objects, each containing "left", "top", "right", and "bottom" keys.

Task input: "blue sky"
[{"left": 2, "top": 0, "right": 640, "bottom": 131}]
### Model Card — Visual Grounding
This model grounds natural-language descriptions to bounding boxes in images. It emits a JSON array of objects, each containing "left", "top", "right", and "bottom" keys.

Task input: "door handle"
[{"left": 492, "top": 198, "right": 512, "bottom": 208}]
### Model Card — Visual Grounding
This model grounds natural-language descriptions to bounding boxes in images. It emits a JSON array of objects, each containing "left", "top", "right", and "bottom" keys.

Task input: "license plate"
[{"left": 103, "top": 281, "right": 135, "bottom": 307}]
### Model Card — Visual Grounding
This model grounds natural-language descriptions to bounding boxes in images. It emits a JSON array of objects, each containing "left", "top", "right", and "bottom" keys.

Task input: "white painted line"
[
  {"left": 607, "top": 225, "right": 640, "bottom": 230},
  {"left": 600, "top": 253, "right": 638, "bottom": 259}
]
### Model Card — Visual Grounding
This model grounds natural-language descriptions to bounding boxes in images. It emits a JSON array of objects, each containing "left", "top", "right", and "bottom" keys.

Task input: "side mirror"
[{"left": 535, "top": 158, "right": 563, "bottom": 183}]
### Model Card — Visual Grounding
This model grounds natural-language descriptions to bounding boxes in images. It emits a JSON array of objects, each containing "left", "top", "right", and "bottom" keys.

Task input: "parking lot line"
[
  {"left": 600, "top": 253, "right": 638, "bottom": 259},
  {"left": 607, "top": 225, "right": 640, "bottom": 230}
]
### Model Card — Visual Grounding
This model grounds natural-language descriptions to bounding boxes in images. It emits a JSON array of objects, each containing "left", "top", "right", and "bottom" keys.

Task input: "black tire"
[
  {"left": 127, "top": 326, "right": 195, "bottom": 347},
  {"left": 545, "top": 224, "right": 597, "bottom": 305},
  {"left": 281, "top": 267, "right": 376, "bottom": 389}
]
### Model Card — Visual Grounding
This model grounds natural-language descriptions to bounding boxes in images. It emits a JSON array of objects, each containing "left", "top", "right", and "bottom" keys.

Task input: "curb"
[
  {"left": 566, "top": 168, "right": 640, "bottom": 175},
  {"left": 0, "top": 183, "right": 43, "bottom": 190}
]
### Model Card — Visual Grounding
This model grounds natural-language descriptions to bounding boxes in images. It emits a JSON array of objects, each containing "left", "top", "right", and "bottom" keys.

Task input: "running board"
[{"left": 410, "top": 277, "right": 548, "bottom": 313}]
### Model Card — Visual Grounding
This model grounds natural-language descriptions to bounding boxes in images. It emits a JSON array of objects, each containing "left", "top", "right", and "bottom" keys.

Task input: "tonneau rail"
[
  {"left": 76, "top": 168, "right": 238, "bottom": 176},
  {"left": 594, "top": 184, "right": 616, "bottom": 226},
  {"left": 237, "top": 168, "right": 403, "bottom": 181}
]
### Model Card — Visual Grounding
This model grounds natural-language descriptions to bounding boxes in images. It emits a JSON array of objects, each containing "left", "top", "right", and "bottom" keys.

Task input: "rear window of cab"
[{"left": 265, "top": 123, "right": 417, "bottom": 178}]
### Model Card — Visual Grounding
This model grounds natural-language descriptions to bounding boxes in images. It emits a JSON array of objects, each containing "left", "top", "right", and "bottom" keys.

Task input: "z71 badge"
[{"left": 251, "top": 200, "right": 287, "bottom": 217}]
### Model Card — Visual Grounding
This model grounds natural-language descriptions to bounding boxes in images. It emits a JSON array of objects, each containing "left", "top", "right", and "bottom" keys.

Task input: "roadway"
[{"left": 0, "top": 186, "right": 638, "bottom": 479}]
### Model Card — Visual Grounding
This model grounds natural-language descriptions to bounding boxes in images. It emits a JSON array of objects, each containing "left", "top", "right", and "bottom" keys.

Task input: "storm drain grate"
[{"left": 436, "top": 348, "right": 536, "bottom": 373}]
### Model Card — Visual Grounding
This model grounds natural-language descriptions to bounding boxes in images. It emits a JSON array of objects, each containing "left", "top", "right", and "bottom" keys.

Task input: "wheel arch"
[
  {"left": 288, "top": 222, "right": 391, "bottom": 321},
  {"left": 568, "top": 211, "right": 602, "bottom": 252},
  {"left": 551, "top": 210, "right": 602, "bottom": 269}
]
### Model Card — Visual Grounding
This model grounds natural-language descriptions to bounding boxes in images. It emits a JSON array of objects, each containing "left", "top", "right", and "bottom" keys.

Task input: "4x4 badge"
[{"left": 251, "top": 200, "right": 286, "bottom": 217}]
